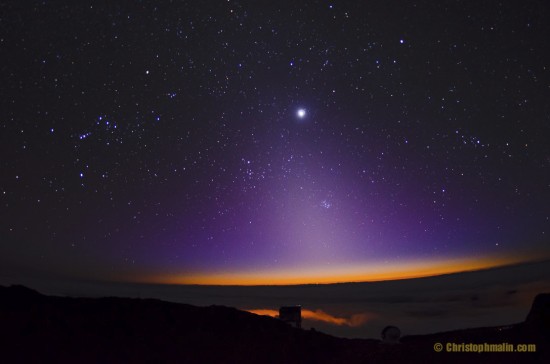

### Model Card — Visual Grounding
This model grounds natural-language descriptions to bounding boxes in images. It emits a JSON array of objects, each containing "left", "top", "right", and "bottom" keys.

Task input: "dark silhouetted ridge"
[{"left": 0, "top": 285, "right": 547, "bottom": 364}]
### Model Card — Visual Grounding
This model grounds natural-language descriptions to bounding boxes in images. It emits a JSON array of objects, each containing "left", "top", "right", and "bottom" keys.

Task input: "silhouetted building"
[
  {"left": 279, "top": 306, "right": 302, "bottom": 328},
  {"left": 381, "top": 325, "right": 401, "bottom": 344}
]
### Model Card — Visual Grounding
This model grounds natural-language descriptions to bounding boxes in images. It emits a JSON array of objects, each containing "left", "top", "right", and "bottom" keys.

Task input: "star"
[
  {"left": 297, "top": 108, "right": 306, "bottom": 118},
  {"left": 321, "top": 200, "right": 332, "bottom": 209}
]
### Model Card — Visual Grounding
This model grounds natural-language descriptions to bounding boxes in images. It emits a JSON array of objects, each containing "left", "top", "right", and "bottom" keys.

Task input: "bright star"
[
  {"left": 321, "top": 200, "right": 332, "bottom": 209},
  {"left": 297, "top": 108, "right": 306, "bottom": 118}
]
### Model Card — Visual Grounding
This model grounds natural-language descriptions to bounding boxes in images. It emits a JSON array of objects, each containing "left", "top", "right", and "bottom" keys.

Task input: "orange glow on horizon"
[
  {"left": 141, "top": 254, "right": 535, "bottom": 286},
  {"left": 247, "top": 309, "right": 279, "bottom": 317}
]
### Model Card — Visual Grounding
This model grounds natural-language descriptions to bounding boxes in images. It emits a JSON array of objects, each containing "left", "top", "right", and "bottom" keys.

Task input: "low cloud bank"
[{"left": 246, "top": 308, "right": 373, "bottom": 327}]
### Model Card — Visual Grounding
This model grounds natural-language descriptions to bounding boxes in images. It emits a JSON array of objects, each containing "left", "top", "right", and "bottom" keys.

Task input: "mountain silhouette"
[{"left": 0, "top": 285, "right": 547, "bottom": 363}]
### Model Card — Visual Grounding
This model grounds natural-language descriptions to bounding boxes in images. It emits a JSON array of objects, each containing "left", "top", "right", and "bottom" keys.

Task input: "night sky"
[{"left": 1, "top": 0, "right": 549, "bottom": 285}]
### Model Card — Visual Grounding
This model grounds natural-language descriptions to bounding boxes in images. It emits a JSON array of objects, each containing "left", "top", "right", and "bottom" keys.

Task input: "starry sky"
[{"left": 1, "top": 0, "right": 548, "bottom": 285}]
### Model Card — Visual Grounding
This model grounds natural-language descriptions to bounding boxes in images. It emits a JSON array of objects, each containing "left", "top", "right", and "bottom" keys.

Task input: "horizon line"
[{"left": 129, "top": 256, "right": 550, "bottom": 287}]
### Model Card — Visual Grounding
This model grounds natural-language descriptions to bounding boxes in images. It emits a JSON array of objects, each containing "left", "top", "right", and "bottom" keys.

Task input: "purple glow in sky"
[{"left": 0, "top": 0, "right": 548, "bottom": 285}]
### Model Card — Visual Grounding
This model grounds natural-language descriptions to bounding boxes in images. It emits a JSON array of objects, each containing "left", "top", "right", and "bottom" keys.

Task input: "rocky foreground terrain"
[{"left": 0, "top": 285, "right": 548, "bottom": 363}]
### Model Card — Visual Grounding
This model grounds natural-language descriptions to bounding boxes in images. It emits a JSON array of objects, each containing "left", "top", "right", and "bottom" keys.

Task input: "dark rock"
[{"left": 525, "top": 293, "right": 550, "bottom": 332}]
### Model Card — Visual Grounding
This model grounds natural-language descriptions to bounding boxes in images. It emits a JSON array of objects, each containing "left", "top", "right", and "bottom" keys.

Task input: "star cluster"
[{"left": 0, "top": 0, "right": 548, "bottom": 284}]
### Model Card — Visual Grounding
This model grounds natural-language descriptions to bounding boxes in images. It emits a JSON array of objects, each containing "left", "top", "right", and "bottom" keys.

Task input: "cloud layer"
[{"left": 246, "top": 308, "right": 373, "bottom": 327}]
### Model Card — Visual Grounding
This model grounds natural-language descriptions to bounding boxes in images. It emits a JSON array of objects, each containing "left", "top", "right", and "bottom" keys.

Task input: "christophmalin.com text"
[{"left": 433, "top": 342, "right": 536, "bottom": 353}]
